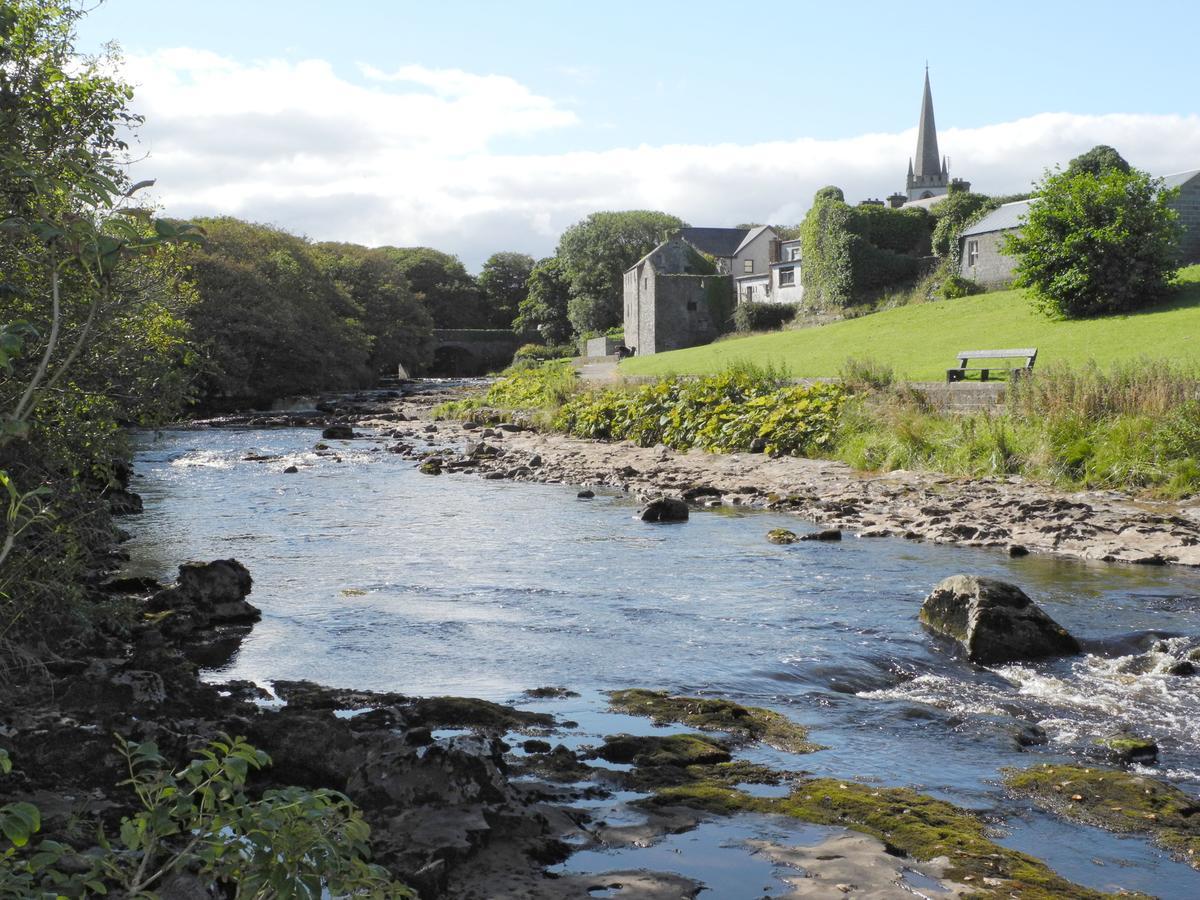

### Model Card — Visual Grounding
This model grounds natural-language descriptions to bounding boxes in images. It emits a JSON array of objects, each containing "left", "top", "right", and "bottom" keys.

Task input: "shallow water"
[{"left": 127, "top": 421, "right": 1200, "bottom": 897}]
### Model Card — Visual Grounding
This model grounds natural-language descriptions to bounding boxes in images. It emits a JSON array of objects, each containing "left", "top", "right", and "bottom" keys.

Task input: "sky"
[{"left": 76, "top": 0, "right": 1200, "bottom": 271}]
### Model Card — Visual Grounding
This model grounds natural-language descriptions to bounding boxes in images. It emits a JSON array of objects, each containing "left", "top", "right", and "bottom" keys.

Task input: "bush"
[
  {"left": 839, "top": 358, "right": 896, "bottom": 392},
  {"left": 1005, "top": 161, "right": 1181, "bottom": 318},
  {"left": 434, "top": 359, "right": 578, "bottom": 421},
  {"left": 939, "top": 274, "right": 985, "bottom": 300},
  {"left": 513, "top": 342, "right": 575, "bottom": 363},
  {"left": 554, "top": 365, "right": 844, "bottom": 457},
  {"left": 733, "top": 301, "right": 798, "bottom": 333}
]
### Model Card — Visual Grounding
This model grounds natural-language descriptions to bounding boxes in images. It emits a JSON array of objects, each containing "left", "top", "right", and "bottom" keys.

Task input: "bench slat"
[{"left": 955, "top": 348, "right": 1037, "bottom": 358}]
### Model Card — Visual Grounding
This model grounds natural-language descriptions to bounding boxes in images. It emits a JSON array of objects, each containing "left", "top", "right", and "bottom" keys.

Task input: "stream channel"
[{"left": 125, "top": 416, "right": 1200, "bottom": 898}]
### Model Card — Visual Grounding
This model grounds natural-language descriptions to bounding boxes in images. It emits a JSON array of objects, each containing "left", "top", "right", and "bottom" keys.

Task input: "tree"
[
  {"left": 513, "top": 257, "right": 572, "bottom": 344},
  {"left": 1004, "top": 162, "right": 1181, "bottom": 318},
  {"left": 477, "top": 251, "right": 534, "bottom": 329},
  {"left": 380, "top": 247, "right": 482, "bottom": 328},
  {"left": 186, "top": 219, "right": 372, "bottom": 406},
  {"left": 316, "top": 242, "right": 434, "bottom": 374},
  {"left": 1065, "top": 145, "right": 1130, "bottom": 179},
  {"left": 0, "top": 0, "right": 199, "bottom": 629},
  {"left": 556, "top": 210, "right": 686, "bottom": 334}
]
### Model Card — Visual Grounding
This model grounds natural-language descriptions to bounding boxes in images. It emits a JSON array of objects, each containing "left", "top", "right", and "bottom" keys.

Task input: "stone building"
[
  {"left": 623, "top": 237, "right": 731, "bottom": 355},
  {"left": 959, "top": 169, "right": 1200, "bottom": 288}
]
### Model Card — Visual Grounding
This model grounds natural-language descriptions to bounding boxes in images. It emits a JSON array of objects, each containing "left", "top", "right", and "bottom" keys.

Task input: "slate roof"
[
  {"left": 735, "top": 225, "right": 774, "bottom": 255},
  {"left": 960, "top": 200, "right": 1032, "bottom": 238},
  {"left": 1162, "top": 169, "right": 1200, "bottom": 190},
  {"left": 674, "top": 227, "right": 750, "bottom": 258}
]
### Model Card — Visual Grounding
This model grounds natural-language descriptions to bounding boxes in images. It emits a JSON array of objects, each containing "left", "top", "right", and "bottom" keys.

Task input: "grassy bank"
[
  {"left": 620, "top": 265, "right": 1200, "bottom": 379},
  {"left": 439, "top": 359, "right": 1200, "bottom": 499}
]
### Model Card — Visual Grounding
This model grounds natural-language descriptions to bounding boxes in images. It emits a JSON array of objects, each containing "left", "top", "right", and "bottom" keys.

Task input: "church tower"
[{"left": 906, "top": 68, "right": 949, "bottom": 201}]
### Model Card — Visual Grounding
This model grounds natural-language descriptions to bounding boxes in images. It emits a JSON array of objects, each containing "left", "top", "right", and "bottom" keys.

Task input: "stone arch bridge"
[{"left": 428, "top": 329, "right": 523, "bottom": 376}]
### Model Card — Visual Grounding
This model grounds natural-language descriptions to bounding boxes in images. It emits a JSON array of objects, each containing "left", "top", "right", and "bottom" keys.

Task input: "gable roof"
[
  {"left": 960, "top": 200, "right": 1032, "bottom": 238},
  {"left": 674, "top": 227, "right": 750, "bottom": 258},
  {"left": 1162, "top": 169, "right": 1200, "bottom": 190},
  {"left": 735, "top": 224, "right": 776, "bottom": 254}
]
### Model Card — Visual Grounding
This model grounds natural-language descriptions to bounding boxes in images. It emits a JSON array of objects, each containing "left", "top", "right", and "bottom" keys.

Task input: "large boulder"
[
  {"left": 150, "top": 559, "right": 260, "bottom": 631},
  {"left": 919, "top": 575, "right": 1080, "bottom": 664},
  {"left": 639, "top": 498, "right": 689, "bottom": 523}
]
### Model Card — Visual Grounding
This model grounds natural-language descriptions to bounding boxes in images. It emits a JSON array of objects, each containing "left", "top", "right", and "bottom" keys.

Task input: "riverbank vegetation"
[
  {"left": 438, "top": 356, "right": 1200, "bottom": 498},
  {"left": 0, "top": 3, "right": 411, "bottom": 894}
]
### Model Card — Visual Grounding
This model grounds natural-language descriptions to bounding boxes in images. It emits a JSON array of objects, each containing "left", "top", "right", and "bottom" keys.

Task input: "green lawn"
[{"left": 620, "top": 266, "right": 1200, "bottom": 380}]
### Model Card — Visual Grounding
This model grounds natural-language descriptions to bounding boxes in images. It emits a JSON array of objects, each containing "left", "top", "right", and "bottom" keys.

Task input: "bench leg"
[
  {"left": 980, "top": 369, "right": 990, "bottom": 382},
  {"left": 947, "top": 369, "right": 963, "bottom": 383}
]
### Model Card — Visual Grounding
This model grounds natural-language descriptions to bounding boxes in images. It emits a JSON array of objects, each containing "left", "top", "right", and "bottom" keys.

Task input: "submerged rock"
[
  {"left": 919, "top": 575, "right": 1080, "bottom": 664},
  {"left": 321, "top": 424, "right": 356, "bottom": 440},
  {"left": 576, "top": 489, "right": 595, "bottom": 499},
  {"left": 767, "top": 528, "right": 798, "bottom": 544},
  {"left": 107, "top": 488, "right": 144, "bottom": 516},
  {"left": 800, "top": 528, "right": 842, "bottom": 542},
  {"left": 419, "top": 461, "right": 442, "bottom": 475},
  {"left": 639, "top": 497, "right": 688, "bottom": 523}
]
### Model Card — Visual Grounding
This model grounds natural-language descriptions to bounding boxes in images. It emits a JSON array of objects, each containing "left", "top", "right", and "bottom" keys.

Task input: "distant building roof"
[
  {"left": 1162, "top": 169, "right": 1200, "bottom": 190},
  {"left": 901, "top": 194, "right": 950, "bottom": 210},
  {"left": 960, "top": 200, "right": 1033, "bottom": 238},
  {"left": 674, "top": 227, "right": 750, "bottom": 258},
  {"left": 735, "top": 224, "right": 775, "bottom": 254}
]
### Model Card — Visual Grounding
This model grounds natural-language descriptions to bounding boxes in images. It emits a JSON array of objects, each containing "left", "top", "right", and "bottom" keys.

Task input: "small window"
[
  {"left": 743, "top": 259, "right": 754, "bottom": 273},
  {"left": 744, "top": 285, "right": 754, "bottom": 302},
  {"left": 643, "top": 277, "right": 648, "bottom": 289},
  {"left": 967, "top": 240, "right": 979, "bottom": 267},
  {"left": 778, "top": 266, "right": 795, "bottom": 287},
  {"left": 789, "top": 247, "right": 801, "bottom": 261},
  {"left": 686, "top": 300, "right": 697, "bottom": 311}
]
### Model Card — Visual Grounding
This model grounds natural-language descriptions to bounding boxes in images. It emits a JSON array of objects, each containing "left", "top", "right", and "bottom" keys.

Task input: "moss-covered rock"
[
  {"left": 607, "top": 689, "right": 822, "bottom": 753},
  {"left": 1095, "top": 733, "right": 1158, "bottom": 765},
  {"left": 405, "top": 696, "right": 555, "bottom": 732},
  {"left": 1006, "top": 764, "right": 1200, "bottom": 869},
  {"left": 767, "top": 528, "right": 799, "bottom": 544},
  {"left": 591, "top": 733, "right": 731, "bottom": 768},
  {"left": 648, "top": 778, "right": 1120, "bottom": 898},
  {"left": 418, "top": 461, "right": 442, "bottom": 475}
]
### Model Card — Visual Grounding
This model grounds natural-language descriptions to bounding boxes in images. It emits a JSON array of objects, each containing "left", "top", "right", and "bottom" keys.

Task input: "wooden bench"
[{"left": 946, "top": 348, "right": 1037, "bottom": 383}]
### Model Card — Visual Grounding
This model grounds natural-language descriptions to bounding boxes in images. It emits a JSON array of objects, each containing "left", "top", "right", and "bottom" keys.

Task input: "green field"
[{"left": 620, "top": 266, "right": 1200, "bottom": 380}]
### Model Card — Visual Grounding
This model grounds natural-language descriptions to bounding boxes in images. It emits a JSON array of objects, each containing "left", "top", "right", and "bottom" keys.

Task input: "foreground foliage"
[{"left": 1, "top": 738, "right": 413, "bottom": 897}]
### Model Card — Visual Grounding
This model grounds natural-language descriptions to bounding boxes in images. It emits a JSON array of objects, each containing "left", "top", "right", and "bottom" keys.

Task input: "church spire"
[
  {"left": 913, "top": 67, "right": 941, "bottom": 179},
  {"left": 904, "top": 67, "right": 951, "bottom": 201}
]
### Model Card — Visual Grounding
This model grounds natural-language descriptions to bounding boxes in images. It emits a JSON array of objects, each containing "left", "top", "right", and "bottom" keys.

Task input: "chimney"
[{"left": 887, "top": 193, "right": 907, "bottom": 209}]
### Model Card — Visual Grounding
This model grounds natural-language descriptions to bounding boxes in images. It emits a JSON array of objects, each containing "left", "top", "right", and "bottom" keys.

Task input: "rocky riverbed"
[
  {"left": 226, "top": 381, "right": 1200, "bottom": 569},
  {"left": 43, "top": 379, "right": 1194, "bottom": 897}
]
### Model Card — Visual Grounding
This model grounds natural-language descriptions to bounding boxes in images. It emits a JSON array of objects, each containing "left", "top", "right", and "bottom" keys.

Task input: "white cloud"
[{"left": 119, "top": 50, "right": 1200, "bottom": 270}]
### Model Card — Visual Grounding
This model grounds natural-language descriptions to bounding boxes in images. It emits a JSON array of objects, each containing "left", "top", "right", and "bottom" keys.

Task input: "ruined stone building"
[{"left": 623, "top": 236, "right": 732, "bottom": 356}]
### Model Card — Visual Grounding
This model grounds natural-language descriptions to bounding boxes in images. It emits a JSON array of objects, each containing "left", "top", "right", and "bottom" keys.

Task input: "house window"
[
  {"left": 743, "top": 259, "right": 754, "bottom": 273},
  {"left": 788, "top": 247, "right": 800, "bottom": 261},
  {"left": 686, "top": 300, "right": 697, "bottom": 311},
  {"left": 778, "top": 266, "right": 796, "bottom": 287},
  {"left": 744, "top": 285, "right": 754, "bottom": 302},
  {"left": 967, "top": 240, "right": 979, "bottom": 267}
]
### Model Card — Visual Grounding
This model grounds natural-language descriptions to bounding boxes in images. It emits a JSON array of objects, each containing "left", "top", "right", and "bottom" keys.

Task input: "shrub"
[
  {"left": 733, "top": 301, "right": 798, "bottom": 333},
  {"left": 513, "top": 342, "right": 575, "bottom": 363},
  {"left": 839, "top": 358, "right": 896, "bottom": 392},
  {"left": 434, "top": 359, "right": 578, "bottom": 421},
  {"left": 1004, "top": 161, "right": 1181, "bottom": 318},
  {"left": 554, "top": 365, "right": 844, "bottom": 457},
  {"left": 939, "top": 274, "right": 985, "bottom": 300}
]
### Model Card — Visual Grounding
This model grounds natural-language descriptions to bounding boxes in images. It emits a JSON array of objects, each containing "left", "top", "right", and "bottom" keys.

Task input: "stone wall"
[
  {"left": 1169, "top": 179, "right": 1200, "bottom": 263},
  {"left": 585, "top": 336, "right": 621, "bottom": 357},
  {"left": 652, "top": 275, "right": 723, "bottom": 353},
  {"left": 960, "top": 229, "right": 1017, "bottom": 288}
]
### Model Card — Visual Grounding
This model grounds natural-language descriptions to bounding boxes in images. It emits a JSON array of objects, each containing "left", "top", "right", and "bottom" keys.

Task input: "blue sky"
[{"left": 75, "top": 0, "right": 1200, "bottom": 268}]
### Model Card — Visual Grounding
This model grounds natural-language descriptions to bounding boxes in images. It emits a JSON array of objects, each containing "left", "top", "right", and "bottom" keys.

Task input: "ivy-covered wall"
[{"left": 799, "top": 191, "right": 935, "bottom": 309}]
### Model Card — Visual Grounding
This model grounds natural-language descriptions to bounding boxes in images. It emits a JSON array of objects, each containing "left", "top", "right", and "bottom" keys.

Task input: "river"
[{"left": 126, "top": 418, "right": 1200, "bottom": 898}]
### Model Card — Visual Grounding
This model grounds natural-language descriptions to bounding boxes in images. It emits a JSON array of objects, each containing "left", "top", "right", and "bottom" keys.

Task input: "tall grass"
[{"left": 837, "top": 358, "right": 1200, "bottom": 497}]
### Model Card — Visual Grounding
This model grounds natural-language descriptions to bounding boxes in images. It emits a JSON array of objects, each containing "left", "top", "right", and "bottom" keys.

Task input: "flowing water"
[{"left": 126, "top": 415, "right": 1200, "bottom": 898}]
